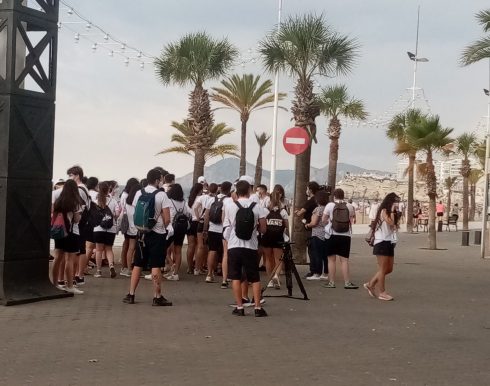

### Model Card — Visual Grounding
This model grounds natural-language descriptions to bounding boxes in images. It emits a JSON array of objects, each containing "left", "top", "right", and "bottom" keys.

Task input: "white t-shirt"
[
  {"left": 206, "top": 193, "right": 227, "bottom": 233},
  {"left": 368, "top": 203, "right": 380, "bottom": 221},
  {"left": 125, "top": 204, "right": 138, "bottom": 236},
  {"left": 223, "top": 198, "right": 268, "bottom": 250},
  {"left": 89, "top": 189, "right": 98, "bottom": 203},
  {"left": 323, "top": 201, "right": 355, "bottom": 237},
  {"left": 194, "top": 194, "right": 214, "bottom": 221},
  {"left": 132, "top": 186, "right": 171, "bottom": 235},
  {"left": 374, "top": 211, "right": 398, "bottom": 245},
  {"left": 93, "top": 196, "right": 119, "bottom": 233},
  {"left": 169, "top": 199, "right": 191, "bottom": 223}
]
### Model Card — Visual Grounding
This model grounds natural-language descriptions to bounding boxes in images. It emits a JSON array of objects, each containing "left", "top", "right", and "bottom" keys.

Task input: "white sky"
[{"left": 52, "top": 0, "right": 490, "bottom": 183}]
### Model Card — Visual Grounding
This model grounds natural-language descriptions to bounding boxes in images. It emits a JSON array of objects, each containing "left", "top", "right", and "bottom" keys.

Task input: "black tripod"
[{"left": 261, "top": 242, "right": 309, "bottom": 300}]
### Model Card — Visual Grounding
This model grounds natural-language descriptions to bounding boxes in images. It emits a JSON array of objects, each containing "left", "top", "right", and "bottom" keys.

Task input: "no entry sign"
[{"left": 283, "top": 127, "right": 310, "bottom": 155}]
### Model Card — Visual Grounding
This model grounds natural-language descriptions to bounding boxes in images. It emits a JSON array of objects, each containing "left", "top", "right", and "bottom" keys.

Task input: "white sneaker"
[
  {"left": 166, "top": 274, "right": 179, "bottom": 281},
  {"left": 320, "top": 274, "right": 329, "bottom": 281},
  {"left": 94, "top": 271, "right": 102, "bottom": 278},
  {"left": 120, "top": 268, "right": 129, "bottom": 277},
  {"left": 56, "top": 284, "right": 65, "bottom": 290},
  {"left": 193, "top": 268, "right": 200, "bottom": 276},
  {"left": 267, "top": 281, "right": 274, "bottom": 288},
  {"left": 144, "top": 274, "right": 152, "bottom": 280},
  {"left": 306, "top": 274, "right": 321, "bottom": 281},
  {"left": 65, "top": 286, "right": 84, "bottom": 295},
  {"left": 163, "top": 271, "right": 173, "bottom": 279}
]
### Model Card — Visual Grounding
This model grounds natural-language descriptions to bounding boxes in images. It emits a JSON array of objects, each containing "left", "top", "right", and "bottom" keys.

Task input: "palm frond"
[
  {"left": 455, "top": 132, "right": 478, "bottom": 158},
  {"left": 157, "top": 146, "right": 192, "bottom": 156},
  {"left": 461, "top": 36, "right": 490, "bottom": 66},
  {"left": 318, "top": 84, "right": 367, "bottom": 121},
  {"left": 476, "top": 9, "right": 490, "bottom": 32},
  {"left": 255, "top": 131, "right": 271, "bottom": 147}
]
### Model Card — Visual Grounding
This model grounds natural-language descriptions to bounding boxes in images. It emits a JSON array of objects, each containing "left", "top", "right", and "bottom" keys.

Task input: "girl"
[
  {"left": 51, "top": 179, "right": 84, "bottom": 294},
  {"left": 364, "top": 192, "right": 400, "bottom": 301},
  {"left": 186, "top": 183, "right": 204, "bottom": 274},
  {"left": 119, "top": 182, "right": 141, "bottom": 278},
  {"left": 93, "top": 181, "right": 120, "bottom": 278},
  {"left": 305, "top": 190, "right": 329, "bottom": 281},
  {"left": 119, "top": 178, "right": 139, "bottom": 276}
]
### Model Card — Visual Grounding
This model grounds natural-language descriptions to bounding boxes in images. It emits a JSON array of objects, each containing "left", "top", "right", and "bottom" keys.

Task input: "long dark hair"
[
  {"left": 97, "top": 181, "right": 110, "bottom": 208},
  {"left": 374, "top": 192, "right": 400, "bottom": 229},
  {"left": 270, "top": 184, "right": 285, "bottom": 209},
  {"left": 126, "top": 183, "right": 142, "bottom": 205},
  {"left": 188, "top": 183, "right": 203, "bottom": 207},
  {"left": 168, "top": 183, "right": 184, "bottom": 202},
  {"left": 54, "top": 179, "right": 83, "bottom": 214},
  {"left": 123, "top": 177, "right": 139, "bottom": 193}
]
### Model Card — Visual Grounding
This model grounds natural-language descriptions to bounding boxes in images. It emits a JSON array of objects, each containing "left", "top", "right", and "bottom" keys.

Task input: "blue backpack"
[{"left": 133, "top": 188, "right": 163, "bottom": 233}]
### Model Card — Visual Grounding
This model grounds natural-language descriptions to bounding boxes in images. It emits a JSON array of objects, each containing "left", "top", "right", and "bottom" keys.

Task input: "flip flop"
[
  {"left": 363, "top": 283, "right": 375, "bottom": 298},
  {"left": 378, "top": 293, "right": 394, "bottom": 301}
]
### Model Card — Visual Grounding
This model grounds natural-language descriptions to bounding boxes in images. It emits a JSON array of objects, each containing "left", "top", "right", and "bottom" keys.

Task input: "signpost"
[{"left": 283, "top": 127, "right": 310, "bottom": 155}]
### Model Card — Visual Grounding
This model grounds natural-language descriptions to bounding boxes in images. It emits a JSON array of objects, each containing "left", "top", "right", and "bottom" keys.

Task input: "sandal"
[
  {"left": 363, "top": 283, "right": 375, "bottom": 298},
  {"left": 378, "top": 293, "right": 394, "bottom": 301}
]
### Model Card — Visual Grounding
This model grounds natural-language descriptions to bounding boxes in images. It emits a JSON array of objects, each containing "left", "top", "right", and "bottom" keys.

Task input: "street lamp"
[
  {"left": 481, "top": 68, "right": 490, "bottom": 258},
  {"left": 408, "top": 6, "right": 429, "bottom": 108}
]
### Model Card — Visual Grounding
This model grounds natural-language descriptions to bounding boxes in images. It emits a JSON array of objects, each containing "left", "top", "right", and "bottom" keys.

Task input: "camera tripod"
[{"left": 261, "top": 242, "right": 309, "bottom": 300}]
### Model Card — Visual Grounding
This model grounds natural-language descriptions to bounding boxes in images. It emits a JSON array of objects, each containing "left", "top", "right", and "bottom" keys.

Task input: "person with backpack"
[
  {"left": 223, "top": 179, "right": 268, "bottom": 317},
  {"left": 321, "top": 188, "right": 358, "bottom": 289},
  {"left": 262, "top": 185, "right": 289, "bottom": 290},
  {"left": 364, "top": 193, "right": 400, "bottom": 301},
  {"left": 123, "top": 168, "right": 172, "bottom": 306},
  {"left": 203, "top": 181, "right": 232, "bottom": 284},
  {"left": 186, "top": 183, "right": 204, "bottom": 274},
  {"left": 82, "top": 176, "right": 99, "bottom": 274},
  {"left": 93, "top": 181, "right": 120, "bottom": 278},
  {"left": 193, "top": 183, "right": 217, "bottom": 275},
  {"left": 118, "top": 178, "right": 140, "bottom": 277},
  {"left": 165, "top": 183, "right": 191, "bottom": 281},
  {"left": 51, "top": 179, "right": 84, "bottom": 294}
]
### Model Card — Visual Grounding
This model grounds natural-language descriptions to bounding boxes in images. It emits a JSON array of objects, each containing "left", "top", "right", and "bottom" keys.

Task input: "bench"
[{"left": 445, "top": 215, "right": 458, "bottom": 231}]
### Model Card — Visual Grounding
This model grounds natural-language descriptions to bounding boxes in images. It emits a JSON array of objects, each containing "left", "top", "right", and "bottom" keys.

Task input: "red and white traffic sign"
[{"left": 283, "top": 127, "right": 310, "bottom": 155}]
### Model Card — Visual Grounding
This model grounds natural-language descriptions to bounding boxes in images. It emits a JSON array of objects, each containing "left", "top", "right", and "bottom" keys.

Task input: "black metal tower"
[{"left": 0, "top": 0, "right": 70, "bottom": 304}]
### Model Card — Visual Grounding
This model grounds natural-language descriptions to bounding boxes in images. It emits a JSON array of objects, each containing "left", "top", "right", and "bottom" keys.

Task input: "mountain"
[{"left": 176, "top": 157, "right": 391, "bottom": 195}]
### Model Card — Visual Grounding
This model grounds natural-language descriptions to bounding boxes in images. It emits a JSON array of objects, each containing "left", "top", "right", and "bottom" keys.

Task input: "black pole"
[{"left": 0, "top": 0, "right": 70, "bottom": 305}]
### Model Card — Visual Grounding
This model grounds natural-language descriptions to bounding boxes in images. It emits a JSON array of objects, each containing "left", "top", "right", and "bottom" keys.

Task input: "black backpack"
[
  {"left": 265, "top": 208, "right": 285, "bottom": 239},
  {"left": 331, "top": 202, "right": 351, "bottom": 233},
  {"left": 78, "top": 186, "right": 90, "bottom": 229},
  {"left": 209, "top": 196, "right": 225, "bottom": 224},
  {"left": 234, "top": 201, "right": 257, "bottom": 241},
  {"left": 171, "top": 200, "right": 190, "bottom": 235},
  {"left": 99, "top": 204, "right": 114, "bottom": 230}
]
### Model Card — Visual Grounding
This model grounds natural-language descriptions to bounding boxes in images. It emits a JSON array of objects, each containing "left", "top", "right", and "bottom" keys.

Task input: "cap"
[
  {"left": 197, "top": 176, "right": 206, "bottom": 184},
  {"left": 238, "top": 175, "right": 254, "bottom": 186}
]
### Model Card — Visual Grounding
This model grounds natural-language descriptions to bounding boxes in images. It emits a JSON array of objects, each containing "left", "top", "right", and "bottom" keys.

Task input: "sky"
[{"left": 50, "top": 0, "right": 490, "bottom": 183}]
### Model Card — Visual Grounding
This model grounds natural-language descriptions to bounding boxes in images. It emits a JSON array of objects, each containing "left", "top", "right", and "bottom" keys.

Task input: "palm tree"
[
  {"left": 259, "top": 14, "right": 358, "bottom": 262},
  {"left": 407, "top": 115, "right": 453, "bottom": 249},
  {"left": 158, "top": 120, "right": 238, "bottom": 164},
  {"left": 211, "top": 74, "right": 286, "bottom": 176},
  {"left": 455, "top": 133, "right": 478, "bottom": 230},
  {"left": 469, "top": 169, "right": 484, "bottom": 221},
  {"left": 444, "top": 176, "right": 458, "bottom": 220},
  {"left": 254, "top": 132, "right": 271, "bottom": 186},
  {"left": 318, "top": 85, "right": 367, "bottom": 196},
  {"left": 386, "top": 109, "right": 425, "bottom": 233},
  {"left": 461, "top": 9, "right": 490, "bottom": 65},
  {"left": 155, "top": 32, "right": 237, "bottom": 183}
]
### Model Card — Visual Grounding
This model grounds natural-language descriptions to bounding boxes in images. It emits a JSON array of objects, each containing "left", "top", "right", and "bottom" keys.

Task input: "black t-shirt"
[{"left": 303, "top": 197, "right": 317, "bottom": 223}]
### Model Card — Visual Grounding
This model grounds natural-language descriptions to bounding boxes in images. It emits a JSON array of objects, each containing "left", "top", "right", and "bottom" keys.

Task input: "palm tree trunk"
[
  {"left": 327, "top": 136, "right": 339, "bottom": 198},
  {"left": 462, "top": 175, "right": 469, "bottom": 230},
  {"left": 239, "top": 117, "right": 248, "bottom": 176},
  {"left": 470, "top": 183, "right": 476, "bottom": 221},
  {"left": 255, "top": 147, "right": 263, "bottom": 186},
  {"left": 426, "top": 151, "right": 437, "bottom": 250},
  {"left": 193, "top": 148, "right": 206, "bottom": 185},
  {"left": 406, "top": 154, "right": 415, "bottom": 233}
]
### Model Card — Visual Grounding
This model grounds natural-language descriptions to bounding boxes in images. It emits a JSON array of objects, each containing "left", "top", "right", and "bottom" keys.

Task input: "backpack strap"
[{"left": 235, "top": 201, "right": 243, "bottom": 209}]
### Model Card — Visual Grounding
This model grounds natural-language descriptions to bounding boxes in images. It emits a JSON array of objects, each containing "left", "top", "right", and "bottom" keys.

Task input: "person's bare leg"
[
  {"left": 206, "top": 251, "right": 217, "bottom": 278},
  {"left": 95, "top": 243, "right": 104, "bottom": 272},
  {"left": 152, "top": 267, "right": 162, "bottom": 298},
  {"left": 120, "top": 238, "right": 129, "bottom": 269},
  {"left": 51, "top": 249, "right": 64, "bottom": 285},
  {"left": 340, "top": 256, "right": 351, "bottom": 283},
  {"left": 232, "top": 280, "right": 243, "bottom": 307},
  {"left": 127, "top": 239, "right": 137, "bottom": 271},
  {"left": 64, "top": 253, "right": 77, "bottom": 289},
  {"left": 195, "top": 233, "right": 204, "bottom": 271},
  {"left": 58, "top": 257, "right": 66, "bottom": 283},
  {"left": 173, "top": 245, "right": 182, "bottom": 273},
  {"left": 252, "top": 282, "right": 262, "bottom": 309},
  {"left": 241, "top": 281, "right": 249, "bottom": 300},
  {"left": 327, "top": 256, "right": 336, "bottom": 283},
  {"left": 105, "top": 245, "right": 115, "bottom": 267},
  {"left": 77, "top": 253, "right": 88, "bottom": 278},
  {"left": 368, "top": 256, "right": 384, "bottom": 290},
  {"left": 221, "top": 240, "right": 228, "bottom": 283},
  {"left": 263, "top": 248, "right": 273, "bottom": 276},
  {"left": 186, "top": 235, "right": 196, "bottom": 273},
  {"left": 129, "top": 266, "right": 141, "bottom": 294}
]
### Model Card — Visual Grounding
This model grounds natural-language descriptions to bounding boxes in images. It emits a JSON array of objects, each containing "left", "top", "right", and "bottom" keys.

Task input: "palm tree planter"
[
  {"left": 318, "top": 85, "right": 367, "bottom": 197},
  {"left": 407, "top": 115, "right": 453, "bottom": 250},
  {"left": 211, "top": 74, "right": 285, "bottom": 177},
  {"left": 260, "top": 14, "right": 358, "bottom": 262},
  {"left": 155, "top": 32, "right": 237, "bottom": 184},
  {"left": 254, "top": 132, "right": 271, "bottom": 186}
]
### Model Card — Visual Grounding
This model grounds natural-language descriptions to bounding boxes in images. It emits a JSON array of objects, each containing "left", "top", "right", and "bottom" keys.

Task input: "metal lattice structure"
[{"left": 0, "top": 0, "right": 70, "bottom": 305}]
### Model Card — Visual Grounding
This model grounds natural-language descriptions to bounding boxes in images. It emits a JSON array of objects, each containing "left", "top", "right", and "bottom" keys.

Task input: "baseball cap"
[
  {"left": 238, "top": 175, "right": 254, "bottom": 186},
  {"left": 198, "top": 176, "right": 207, "bottom": 184}
]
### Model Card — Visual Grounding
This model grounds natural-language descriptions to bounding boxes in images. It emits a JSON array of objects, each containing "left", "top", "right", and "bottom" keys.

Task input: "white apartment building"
[{"left": 396, "top": 157, "right": 480, "bottom": 182}]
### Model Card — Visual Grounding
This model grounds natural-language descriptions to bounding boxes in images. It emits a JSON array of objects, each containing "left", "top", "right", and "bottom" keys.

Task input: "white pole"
[
  {"left": 411, "top": 5, "right": 420, "bottom": 108},
  {"left": 480, "top": 59, "right": 490, "bottom": 258},
  {"left": 269, "top": 0, "right": 282, "bottom": 191}
]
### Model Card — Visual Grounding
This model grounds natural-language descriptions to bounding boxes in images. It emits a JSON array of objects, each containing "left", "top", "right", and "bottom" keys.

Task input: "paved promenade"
[{"left": 1, "top": 230, "right": 490, "bottom": 385}]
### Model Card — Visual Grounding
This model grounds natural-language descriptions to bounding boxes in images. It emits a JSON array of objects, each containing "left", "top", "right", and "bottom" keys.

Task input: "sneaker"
[
  {"left": 122, "top": 293, "right": 135, "bottom": 304},
  {"left": 229, "top": 298, "right": 251, "bottom": 308},
  {"left": 267, "top": 281, "right": 274, "bottom": 288},
  {"left": 306, "top": 274, "right": 321, "bottom": 281},
  {"left": 56, "top": 284, "right": 65, "bottom": 290},
  {"left": 251, "top": 297, "right": 266, "bottom": 306},
  {"left": 363, "top": 283, "right": 376, "bottom": 298},
  {"left": 65, "top": 286, "right": 84, "bottom": 295},
  {"left": 323, "top": 281, "right": 336, "bottom": 288},
  {"left": 344, "top": 282, "right": 359, "bottom": 289},
  {"left": 254, "top": 308, "right": 268, "bottom": 317},
  {"left": 75, "top": 276, "right": 85, "bottom": 285},
  {"left": 378, "top": 292, "right": 394, "bottom": 301},
  {"left": 152, "top": 296, "right": 173, "bottom": 306},
  {"left": 193, "top": 268, "right": 200, "bottom": 276},
  {"left": 120, "top": 268, "right": 129, "bottom": 277},
  {"left": 304, "top": 272, "right": 313, "bottom": 279},
  {"left": 232, "top": 307, "right": 245, "bottom": 316},
  {"left": 110, "top": 266, "right": 116, "bottom": 278},
  {"left": 94, "top": 271, "right": 102, "bottom": 278},
  {"left": 166, "top": 274, "right": 179, "bottom": 281},
  {"left": 205, "top": 275, "right": 215, "bottom": 283},
  {"left": 273, "top": 276, "right": 281, "bottom": 289},
  {"left": 144, "top": 274, "right": 152, "bottom": 280},
  {"left": 220, "top": 281, "right": 228, "bottom": 289},
  {"left": 320, "top": 274, "right": 329, "bottom": 281}
]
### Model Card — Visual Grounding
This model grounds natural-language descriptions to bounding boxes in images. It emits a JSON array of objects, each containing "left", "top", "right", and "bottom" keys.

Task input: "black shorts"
[
  {"left": 327, "top": 235, "right": 351, "bottom": 258},
  {"left": 124, "top": 233, "right": 138, "bottom": 240},
  {"left": 133, "top": 231, "right": 167, "bottom": 269},
  {"left": 197, "top": 221, "right": 204, "bottom": 233},
  {"left": 93, "top": 231, "right": 116, "bottom": 246},
  {"left": 167, "top": 230, "right": 186, "bottom": 247},
  {"left": 373, "top": 240, "right": 395, "bottom": 257},
  {"left": 54, "top": 233, "right": 80, "bottom": 254},
  {"left": 207, "top": 231, "right": 223, "bottom": 253},
  {"left": 85, "top": 226, "right": 95, "bottom": 243},
  {"left": 261, "top": 233, "right": 284, "bottom": 249},
  {"left": 437, "top": 212, "right": 443, "bottom": 217},
  {"left": 187, "top": 220, "right": 199, "bottom": 236},
  {"left": 228, "top": 248, "right": 260, "bottom": 283}
]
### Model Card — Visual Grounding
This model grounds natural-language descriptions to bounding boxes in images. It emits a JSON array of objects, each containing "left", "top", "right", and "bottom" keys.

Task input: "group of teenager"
[{"left": 50, "top": 164, "right": 401, "bottom": 316}]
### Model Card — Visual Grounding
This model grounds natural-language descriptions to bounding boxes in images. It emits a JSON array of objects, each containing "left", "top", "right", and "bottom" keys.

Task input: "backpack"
[
  {"left": 119, "top": 207, "right": 130, "bottom": 235},
  {"left": 331, "top": 202, "right": 351, "bottom": 233},
  {"left": 265, "top": 208, "right": 285, "bottom": 240},
  {"left": 78, "top": 186, "right": 90, "bottom": 229},
  {"left": 171, "top": 200, "right": 190, "bottom": 235},
  {"left": 209, "top": 196, "right": 225, "bottom": 224},
  {"left": 50, "top": 212, "right": 69, "bottom": 240},
  {"left": 234, "top": 201, "right": 257, "bottom": 241},
  {"left": 99, "top": 203, "right": 114, "bottom": 230},
  {"left": 133, "top": 188, "right": 162, "bottom": 233}
]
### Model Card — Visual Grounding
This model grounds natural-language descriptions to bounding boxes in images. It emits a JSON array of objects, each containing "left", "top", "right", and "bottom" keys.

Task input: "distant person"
[
  {"left": 436, "top": 201, "right": 445, "bottom": 220},
  {"left": 451, "top": 203, "right": 459, "bottom": 217},
  {"left": 163, "top": 173, "right": 175, "bottom": 192},
  {"left": 413, "top": 200, "right": 422, "bottom": 219},
  {"left": 368, "top": 199, "right": 379, "bottom": 224},
  {"left": 186, "top": 183, "right": 204, "bottom": 274},
  {"left": 364, "top": 192, "right": 400, "bottom": 301}
]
